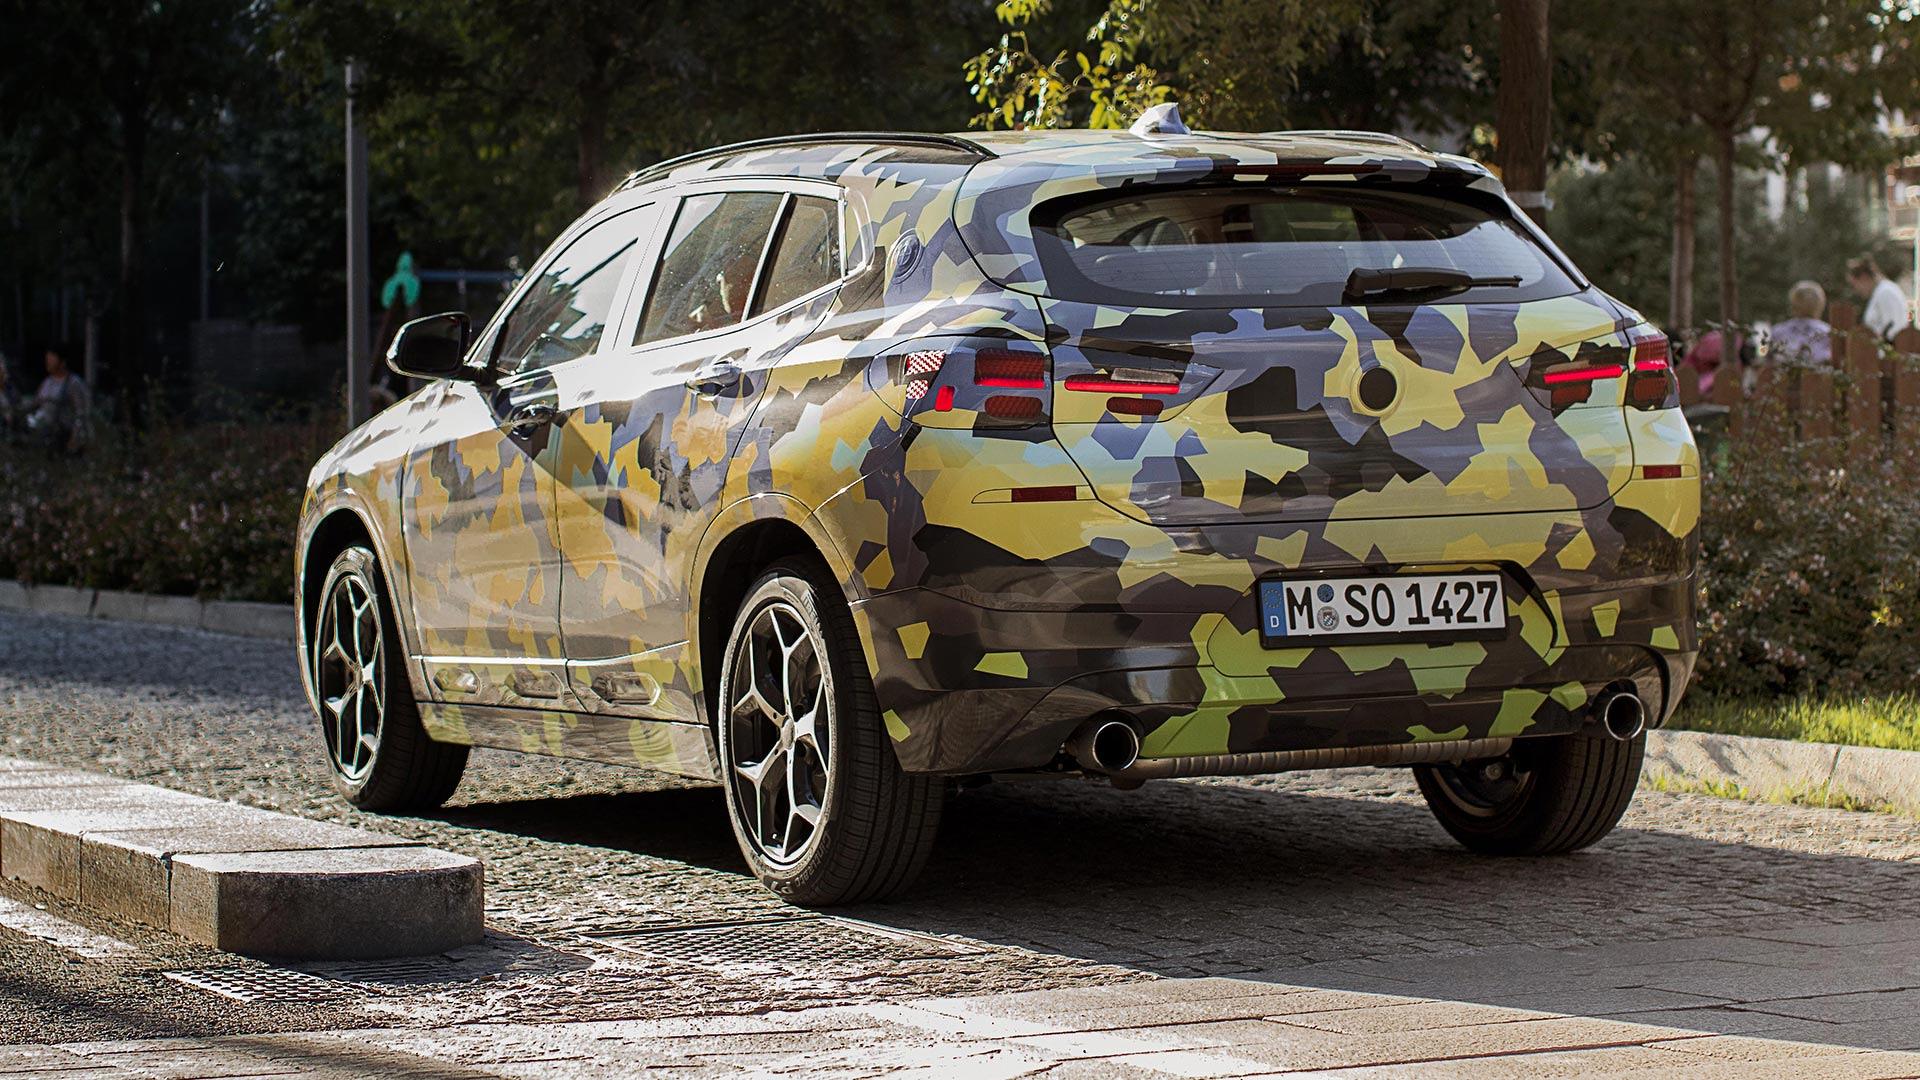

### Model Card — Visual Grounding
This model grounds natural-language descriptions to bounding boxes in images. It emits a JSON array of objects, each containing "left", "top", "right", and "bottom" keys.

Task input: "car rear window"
[
  {"left": 1031, "top": 185, "right": 1578, "bottom": 307},
  {"left": 751, "top": 195, "right": 839, "bottom": 317}
]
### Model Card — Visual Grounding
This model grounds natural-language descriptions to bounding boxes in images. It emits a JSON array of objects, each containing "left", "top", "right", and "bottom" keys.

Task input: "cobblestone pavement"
[{"left": 2, "top": 609, "right": 1918, "bottom": 1076}]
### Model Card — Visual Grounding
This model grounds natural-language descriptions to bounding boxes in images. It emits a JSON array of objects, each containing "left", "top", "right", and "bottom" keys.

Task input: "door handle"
[
  {"left": 505, "top": 401, "right": 559, "bottom": 437},
  {"left": 686, "top": 362, "right": 743, "bottom": 397}
]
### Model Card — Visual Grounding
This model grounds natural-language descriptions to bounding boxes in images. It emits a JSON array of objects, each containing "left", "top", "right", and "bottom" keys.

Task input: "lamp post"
[{"left": 345, "top": 60, "right": 371, "bottom": 430}]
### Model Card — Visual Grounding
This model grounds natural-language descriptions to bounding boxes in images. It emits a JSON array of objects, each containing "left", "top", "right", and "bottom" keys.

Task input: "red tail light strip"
[
  {"left": 1063, "top": 375, "right": 1182, "bottom": 395},
  {"left": 1541, "top": 363, "right": 1626, "bottom": 385}
]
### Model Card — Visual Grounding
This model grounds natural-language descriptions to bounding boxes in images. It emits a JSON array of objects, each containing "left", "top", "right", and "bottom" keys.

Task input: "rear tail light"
[
  {"left": 1525, "top": 327, "right": 1675, "bottom": 411},
  {"left": 1625, "top": 334, "right": 1677, "bottom": 410},
  {"left": 878, "top": 337, "right": 1052, "bottom": 428},
  {"left": 1062, "top": 373, "right": 1182, "bottom": 395}
]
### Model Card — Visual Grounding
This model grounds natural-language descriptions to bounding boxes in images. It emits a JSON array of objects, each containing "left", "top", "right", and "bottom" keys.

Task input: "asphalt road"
[{"left": 2, "top": 609, "right": 1919, "bottom": 1076}]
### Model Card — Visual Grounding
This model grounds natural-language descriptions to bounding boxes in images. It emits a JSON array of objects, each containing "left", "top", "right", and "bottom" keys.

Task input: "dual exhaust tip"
[{"left": 1067, "top": 688, "right": 1647, "bottom": 776}]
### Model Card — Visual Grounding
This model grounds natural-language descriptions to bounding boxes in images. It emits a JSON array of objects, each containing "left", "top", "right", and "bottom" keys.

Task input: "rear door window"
[
  {"left": 635, "top": 192, "right": 783, "bottom": 345},
  {"left": 1032, "top": 185, "right": 1577, "bottom": 307},
  {"left": 750, "top": 195, "right": 840, "bottom": 317}
]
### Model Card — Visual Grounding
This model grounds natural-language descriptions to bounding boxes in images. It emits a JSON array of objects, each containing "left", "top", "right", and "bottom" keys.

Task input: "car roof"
[{"left": 621, "top": 128, "right": 1486, "bottom": 190}]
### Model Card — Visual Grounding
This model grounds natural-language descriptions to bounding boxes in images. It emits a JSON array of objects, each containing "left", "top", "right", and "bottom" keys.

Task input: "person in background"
[
  {"left": 1768, "top": 280, "right": 1832, "bottom": 365},
  {"left": 1684, "top": 326, "right": 1751, "bottom": 396},
  {"left": 27, "top": 343, "right": 91, "bottom": 455},
  {"left": 0, "top": 353, "right": 18, "bottom": 440},
  {"left": 1847, "top": 255, "right": 1911, "bottom": 341}
]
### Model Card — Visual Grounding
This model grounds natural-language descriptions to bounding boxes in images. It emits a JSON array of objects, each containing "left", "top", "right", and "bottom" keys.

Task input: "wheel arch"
[
  {"left": 296, "top": 500, "right": 416, "bottom": 712},
  {"left": 689, "top": 496, "right": 864, "bottom": 731}
]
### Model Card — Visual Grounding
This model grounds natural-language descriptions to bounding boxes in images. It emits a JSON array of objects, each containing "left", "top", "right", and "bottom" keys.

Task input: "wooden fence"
[{"left": 1676, "top": 300, "right": 1920, "bottom": 464}]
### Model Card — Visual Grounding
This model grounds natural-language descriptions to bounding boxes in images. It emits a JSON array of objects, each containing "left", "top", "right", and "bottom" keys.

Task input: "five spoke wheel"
[
  {"left": 725, "top": 600, "right": 831, "bottom": 866},
  {"left": 316, "top": 568, "right": 386, "bottom": 784}
]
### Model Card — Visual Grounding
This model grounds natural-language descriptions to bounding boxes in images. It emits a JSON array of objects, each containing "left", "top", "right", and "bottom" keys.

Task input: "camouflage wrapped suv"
[{"left": 297, "top": 123, "right": 1699, "bottom": 905}]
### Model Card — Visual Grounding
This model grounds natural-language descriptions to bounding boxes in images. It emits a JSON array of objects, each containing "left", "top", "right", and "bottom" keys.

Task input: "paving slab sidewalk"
[{"left": 0, "top": 756, "right": 481, "bottom": 959}]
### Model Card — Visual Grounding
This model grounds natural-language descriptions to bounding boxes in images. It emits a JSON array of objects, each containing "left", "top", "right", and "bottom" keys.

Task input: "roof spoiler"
[{"left": 622, "top": 132, "right": 996, "bottom": 190}]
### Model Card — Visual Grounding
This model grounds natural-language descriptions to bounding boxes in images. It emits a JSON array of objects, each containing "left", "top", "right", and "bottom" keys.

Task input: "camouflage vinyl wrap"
[{"left": 298, "top": 130, "right": 1699, "bottom": 778}]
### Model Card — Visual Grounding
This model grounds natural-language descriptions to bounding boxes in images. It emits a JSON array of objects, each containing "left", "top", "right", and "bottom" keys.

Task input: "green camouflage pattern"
[{"left": 297, "top": 129, "right": 1699, "bottom": 779}]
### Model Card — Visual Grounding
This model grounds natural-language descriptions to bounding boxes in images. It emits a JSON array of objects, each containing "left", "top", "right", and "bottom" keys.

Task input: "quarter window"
[
  {"left": 751, "top": 196, "right": 841, "bottom": 317},
  {"left": 494, "top": 210, "right": 644, "bottom": 373},
  {"left": 635, "top": 192, "right": 784, "bottom": 345}
]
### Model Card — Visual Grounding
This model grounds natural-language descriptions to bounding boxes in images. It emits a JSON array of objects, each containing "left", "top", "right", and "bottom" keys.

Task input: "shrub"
[
  {"left": 0, "top": 422, "right": 330, "bottom": 604},
  {"left": 1695, "top": 424, "right": 1920, "bottom": 698}
]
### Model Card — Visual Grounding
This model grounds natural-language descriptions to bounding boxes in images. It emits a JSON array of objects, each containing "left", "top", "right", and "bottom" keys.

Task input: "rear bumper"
[{"left": 855, "top": 572, "right": 1697, "bottom": 775}]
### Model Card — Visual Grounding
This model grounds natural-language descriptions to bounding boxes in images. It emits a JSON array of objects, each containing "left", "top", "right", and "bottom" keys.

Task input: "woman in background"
[{"left": 1768, "top": 280, "right": 1833, "bottom": 366}]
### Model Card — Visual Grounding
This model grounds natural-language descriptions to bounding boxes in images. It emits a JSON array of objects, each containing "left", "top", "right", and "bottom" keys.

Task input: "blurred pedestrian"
[
  {"left": 1768, "top": 280, "right": 1832, "bottom": 366},
  {"left": 0, "top": 354, "right": 18, "bottom": 440},
  {"left": 1847, "top": 255, "right": 1911, "bottom": 341},
  {"left": 27, "top": 343, "right": 91, "bottom": 455},
  {"left": 1684, "top": 327, "right": 1750, "bottom": 396}
]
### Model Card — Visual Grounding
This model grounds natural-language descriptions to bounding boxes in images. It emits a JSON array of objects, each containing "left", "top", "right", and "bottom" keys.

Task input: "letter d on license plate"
[{"left": 1258, "top": 573, "right": 1505, "bottom": 643}]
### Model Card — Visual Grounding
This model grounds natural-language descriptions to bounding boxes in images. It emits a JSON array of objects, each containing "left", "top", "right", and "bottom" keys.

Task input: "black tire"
[
  {"left": 310, "top": 545, "right": 467, "bottom": 811},
  {"left": 1414, "top": 731, "right": 1643, "bottom": 855},
  {"left": 714, "top": 558, "right": 943, "bottom": 905}
]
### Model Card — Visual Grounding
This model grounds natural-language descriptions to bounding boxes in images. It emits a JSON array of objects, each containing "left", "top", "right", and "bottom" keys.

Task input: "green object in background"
[
  {"left": 1669, "top": 694, "right": 1920, "bottom": 752},
  {"left": 381, "top": 251, "right": 420, "bottom": 310}
]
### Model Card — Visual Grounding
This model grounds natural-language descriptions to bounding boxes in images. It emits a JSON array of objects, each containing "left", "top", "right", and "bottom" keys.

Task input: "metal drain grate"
[
  {"left": 585, "top": 916, "right": 979, "bottom": 973},
  {"left": 164, "top": 967, "right": 361, "bottom": 1004}
]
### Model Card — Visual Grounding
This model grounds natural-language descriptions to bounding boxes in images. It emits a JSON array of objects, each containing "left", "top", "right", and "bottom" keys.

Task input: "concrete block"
[
  {"left": 0, "top": 782, "right": 208, "bottom": 814},
  {"left": 170, "top": 847, "right": 484, "bottom": 959},
  {"left": 0, "top": 579, "right": 27, "bottom": 611},
  {"left": 0, "top": 816, "right": 82, "bottom": 898},
  {"left": 1644, "top": 730, "right": 1840, "bottom": 799},
  {"left": 90, "top": 589, "right": 148, "bottom": 623},
  {"left": 0, "top": 769, "right": 124, "bottom": 789},
  {"left": 27, "top": 584, "right": 95, "bottom": 618},
  {"left": 200, "top": 600, "right": 297, "bottom": 640},
  {"left": 1830, "top": 745, "right": 1920, "bottom": 816}
]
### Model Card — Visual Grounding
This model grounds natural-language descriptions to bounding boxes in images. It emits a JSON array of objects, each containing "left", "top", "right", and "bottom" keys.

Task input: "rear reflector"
[
  {"left": 1107, "top": 396, "right": 1164, "bottom": 417},
  {"left": 933, "top": 384, "right": 955, "bottom": 412},
  {"left": 1010, "top": 485, "right": 1078, "bottom": 503},
  {"left": 1641, "top": 464, "right": 1684, "bottom": 480},
  {"left": 983, "top": 394, "right": 1044, "bottom": 419}
]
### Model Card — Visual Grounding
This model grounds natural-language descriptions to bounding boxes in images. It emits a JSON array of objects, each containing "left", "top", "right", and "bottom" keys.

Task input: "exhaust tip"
[
  {"left": 1597, "top": 690, "right": 1647, "bottom": 741},
  {"left": 1066, "top": 718, "right": 1142, "bottom": 773}
]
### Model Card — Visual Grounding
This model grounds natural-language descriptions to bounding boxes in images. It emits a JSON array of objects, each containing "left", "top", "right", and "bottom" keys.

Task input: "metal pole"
[
  {"left": 199, "top": 169, "right": 211, "bottom": 322},
  {"left": 345, "top": 60, "right": 371, "bottom": 428}
]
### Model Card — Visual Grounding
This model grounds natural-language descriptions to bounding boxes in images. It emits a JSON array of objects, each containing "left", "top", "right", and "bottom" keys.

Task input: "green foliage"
[
  {"left": 1695, "top": 414, "right": 1920, "bottom": 699},
  {"left": 964, "top": 0, "right": 1169, "bottom": 130},
  {"left": 1548, "top": 159, "right": 1894, "bottom": 325},
  {"left": 1671, "top": 694, "right": 1920, "bottom": 752},
  {"left": 0, "top": 422, "right": 326, "bottom": 603}
]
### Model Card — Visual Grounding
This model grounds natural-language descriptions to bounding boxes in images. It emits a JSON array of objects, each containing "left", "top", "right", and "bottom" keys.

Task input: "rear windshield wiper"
[{"left": 1343, "top": 266, "right": 1522, "bottom": 303}]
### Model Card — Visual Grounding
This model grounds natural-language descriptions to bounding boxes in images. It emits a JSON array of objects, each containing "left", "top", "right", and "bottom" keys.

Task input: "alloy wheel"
[
  {"left": 316, "top": 569, "right": 386, "bottom": 784},
  {"left": 725, "top": 599, "right": 831, "bottom": 867}
]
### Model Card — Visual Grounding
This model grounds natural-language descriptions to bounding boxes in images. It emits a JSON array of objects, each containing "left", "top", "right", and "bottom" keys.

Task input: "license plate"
[{"left": 1258, "top": 573, "right": 1506, "bottom": 642}]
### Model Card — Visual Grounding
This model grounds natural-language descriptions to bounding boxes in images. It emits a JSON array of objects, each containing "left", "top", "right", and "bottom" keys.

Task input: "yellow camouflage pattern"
[{"left": 297, "top": 129, "right": 1699, "bottom": 780}]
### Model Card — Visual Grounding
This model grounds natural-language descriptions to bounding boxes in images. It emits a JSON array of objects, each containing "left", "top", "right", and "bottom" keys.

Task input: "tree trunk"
[
  {"left": 1495, "top": 0, "right": 1552, "bottom": 225},
  {"left": 1669, "top": 150, "right": 1696, "bottom": 330},
  {"left": 576, "top": 47, "right": 612, "bottom": 211},
  {"left": 117, "top": 124, "right": 146, "bottom": 419},
  {"left": 1713, "top": 126, "right": 1738, "bottom": 332}
]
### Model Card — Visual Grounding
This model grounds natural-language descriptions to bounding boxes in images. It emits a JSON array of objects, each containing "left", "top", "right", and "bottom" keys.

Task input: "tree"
[
  {"left": 1564, "top": 0, "right": 1919, "bottom": 331},
  {"left": 0, "top": 0, "right": 253, "bottom": 409},
  {"left": 1494, "top": 0, "right": 1550, "bottom": 223}
]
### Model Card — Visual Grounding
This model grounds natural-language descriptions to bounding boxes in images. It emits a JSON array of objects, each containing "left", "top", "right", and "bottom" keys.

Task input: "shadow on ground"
[{"left": 444, "top": 771, "right": 1920, "bottom": 1054}]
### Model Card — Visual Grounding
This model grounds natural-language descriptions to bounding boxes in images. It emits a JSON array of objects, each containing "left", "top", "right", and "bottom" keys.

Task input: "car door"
[
  {"left": 403, "top": 200, "right": 657, "bottom": 710},
  {"left": 551, "top": 183, "right": 846, "bottom": 722}
]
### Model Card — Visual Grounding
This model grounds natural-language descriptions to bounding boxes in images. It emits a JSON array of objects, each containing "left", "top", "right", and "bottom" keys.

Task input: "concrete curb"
[
  {"left": 1645, "top": 728, "right": 1920, "bottom": 817},
  {"left": 0, "top": 580, "right": 293, "bottom": 641},
  {"left": 0, "top": 757, "right": 483, "bottom": 959}
]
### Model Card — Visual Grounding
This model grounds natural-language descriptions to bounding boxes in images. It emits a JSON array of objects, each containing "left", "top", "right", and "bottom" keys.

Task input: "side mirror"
[{"left": 387, "top": 312, "right": 478, "bottom": 381}]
